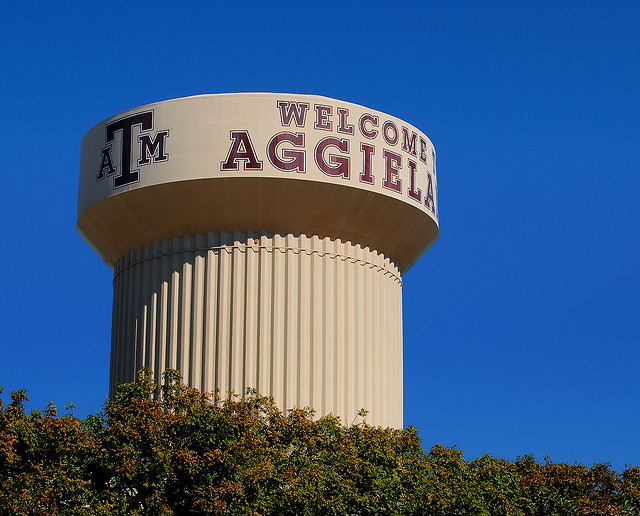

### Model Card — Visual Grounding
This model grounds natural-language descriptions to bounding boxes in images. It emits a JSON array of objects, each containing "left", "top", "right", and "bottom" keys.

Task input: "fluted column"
[{"left": 110, "top": 231, "right": 403, "bottom": 428}]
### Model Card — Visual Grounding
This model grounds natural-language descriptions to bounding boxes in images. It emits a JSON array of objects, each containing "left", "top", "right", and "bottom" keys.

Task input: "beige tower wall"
[{"left": 111, "top": 231, "right": 403, "bottom": 428}]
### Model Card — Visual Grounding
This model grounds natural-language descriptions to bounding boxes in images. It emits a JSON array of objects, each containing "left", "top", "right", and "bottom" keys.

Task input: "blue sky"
[{"left": 1, "top": 1, "right": 638, "bottom": 471}]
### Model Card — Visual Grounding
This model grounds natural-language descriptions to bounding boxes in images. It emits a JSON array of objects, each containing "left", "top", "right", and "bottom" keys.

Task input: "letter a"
[
  {"left": 97, "top": 147, "right": 116, "bottom": 180},
  {"left": 220, "top": 130, "right": 263, "bottom": 170}
]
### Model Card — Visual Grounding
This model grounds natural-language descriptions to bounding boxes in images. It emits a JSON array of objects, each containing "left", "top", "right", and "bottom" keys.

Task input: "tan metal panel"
[
  {"left": 322, "top": 235, "right": 335, "bottom": 417},
  {"left": 298, "top": 234, "right": 312, "bottom": 411},
  {"left": 203, "top": 232, "right": 220, "bottom": 392},
  {"left": 334, "top": 238, "right": 347, "bottom": 421},
  {"left": 217, "top": 232, "right": 232, "bottom": 395},
  {"left": 257, "top": 232, "right": 272, "bottom": 396},
  {"left": 191, "top": 235, "right": 205, "bottom": 390},
  {"left": 271, "top": 233, "right": 286, "bottom": 408},
  {"left": 230, "top": 231, "right": 244, "bottom": 396},
  {"left": 124, "top": 252, "right": 136, "bottom": 383},
  {"left": 284, "top": 233, "right": 298, "bottom": 411},
  {"left": 311, "top": 235, "right": 323, "bottom": 413},
  {"left": 168, "top": 238, "right": 181, "bottom": 372},
  {"left": 244, "top": 231, "right": 258, "bottom": 393},
  {"left": 157, "top": 239, "right": 171, "bottom": 379}
]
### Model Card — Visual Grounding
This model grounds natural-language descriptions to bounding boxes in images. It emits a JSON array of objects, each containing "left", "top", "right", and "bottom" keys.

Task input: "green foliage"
[{"left": 1, "top": 371, "right": 639, "bottom": 515}]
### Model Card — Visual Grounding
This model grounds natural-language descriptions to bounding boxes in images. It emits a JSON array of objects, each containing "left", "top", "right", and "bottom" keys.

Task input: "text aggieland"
[{"left": 220, "top": 101, "right": 437, "bottom": 216}]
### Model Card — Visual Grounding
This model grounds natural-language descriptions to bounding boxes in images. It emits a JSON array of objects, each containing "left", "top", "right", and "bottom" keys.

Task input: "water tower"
[{"left": 78, "top": 93, "right": 438, "bottom": 428}]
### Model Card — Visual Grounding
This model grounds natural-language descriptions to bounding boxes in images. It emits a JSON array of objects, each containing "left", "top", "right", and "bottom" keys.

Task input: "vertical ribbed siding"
[{"left": 110, "top": 232, "right": 404, "bottom": 428}]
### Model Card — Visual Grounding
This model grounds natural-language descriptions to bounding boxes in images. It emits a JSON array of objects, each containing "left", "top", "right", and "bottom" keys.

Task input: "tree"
[{"left": 1, "top": 371, "right": 639, "bottom": 515}]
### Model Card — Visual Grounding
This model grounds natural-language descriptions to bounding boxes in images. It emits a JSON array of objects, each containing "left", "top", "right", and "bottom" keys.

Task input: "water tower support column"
[{"left": 110, "top": 231, "right": 403, "bottom": 427}]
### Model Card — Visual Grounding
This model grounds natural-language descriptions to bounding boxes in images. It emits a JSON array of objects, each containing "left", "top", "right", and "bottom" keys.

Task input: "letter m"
[
  {"left": 277, "top": 101, "right": 310, "bottom": 127},
  {"left": 402, "top": 127, "right": 417, "bottom": 156},
  {"left": 138, "top": 130, "right": 169, "bottom": 166}
]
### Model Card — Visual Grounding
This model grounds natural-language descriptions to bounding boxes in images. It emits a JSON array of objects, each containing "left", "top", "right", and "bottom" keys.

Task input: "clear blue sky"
[{"left": 1, "top": 1, "right": 638, "bottom": 471}]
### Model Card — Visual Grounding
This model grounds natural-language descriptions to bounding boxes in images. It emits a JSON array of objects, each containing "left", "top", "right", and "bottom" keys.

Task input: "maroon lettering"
[
  {"left": 382, "top": 149, "right": 402, "bottom": 193},
  {"left": 430, "top": 149, "right": 437, "bottom": 214},
  {"left": 138, "top": 130, "right": 169, "bottom": 166},
  {"left": 359, "top": 113, "right": 379, "bottom": 139},
  {"left": 383, "top": 120, "right": 398, "bottom": 145},
  {"left": 420, "top": 137, "right": 428, "bottom": 164},
  {"left": 337, "top": 107, "right": 354, "bottom": 135},
  {"left": 407, "top": 159, "right": 421, "bottom": 202},
  {"left": 105, "top": 111, "right": 153, "bottom": 188},
  {"left": 432, "top": 149, "right": 436, "bottom": 175},
  {"left": 267, "top": 132, "right": 306, "bottom": 173},
  {"left": 402, "top": 127, "right": 417, "bottom": 156},
  {"left": 425, "top": 173, "right": 435, "bottom": 213},
  {"left": 314, "top": 105, "right": 333, "bottom": 131},
  {"left": 97, "top": 147, "right": 116, "bottom": 180},
  {"left": 315, "top": 137, "right": 350, "bottom": 178},
  {"left": 220, "top": 130, "right": 263, "bottom": 170},
  {"left": 277, "top": 101, "right": 310, "bottom": 127},
  {"left": 360, "top": 143, "right": 375, "bottom": 184}
]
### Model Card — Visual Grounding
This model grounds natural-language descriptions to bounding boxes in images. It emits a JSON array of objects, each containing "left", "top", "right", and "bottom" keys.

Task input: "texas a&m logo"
[{"left": 97, "top": 110, "right": 169, "bottom": 188}]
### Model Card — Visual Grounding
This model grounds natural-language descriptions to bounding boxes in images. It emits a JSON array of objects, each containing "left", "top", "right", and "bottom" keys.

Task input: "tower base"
[{"left": 110, "top": 231, "right": 404, "bottom": 428}]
